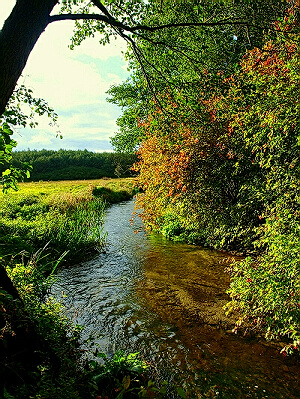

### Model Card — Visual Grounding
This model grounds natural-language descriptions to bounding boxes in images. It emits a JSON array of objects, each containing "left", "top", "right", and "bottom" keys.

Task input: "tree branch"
[
  {"left": 134, "top": 31, "right": 204, "bottom": 70},
  {"left": 49, "top": 13, "right": 111, "bottom": 24},
  {"left": 48, "top": 13, "right": 250, "bottom": 33},
  {"left": 90, "top": 0, "right": 113, "bottom": 19},
  {"left": 131, "top": 20, "right": 251, "bottom": 32},
  {"left": 118, "top": 31, "right": 165, "bottom": 111}
]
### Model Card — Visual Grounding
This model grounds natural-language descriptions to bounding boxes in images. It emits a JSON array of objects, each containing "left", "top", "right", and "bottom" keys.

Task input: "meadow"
[{"left": 0, "top": 178, "right": 136, "bottom": 268}]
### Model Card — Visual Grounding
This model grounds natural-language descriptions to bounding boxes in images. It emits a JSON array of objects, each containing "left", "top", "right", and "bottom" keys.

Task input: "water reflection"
[{"left": 53, "top": 200, "right": 300, "bottom": 398}]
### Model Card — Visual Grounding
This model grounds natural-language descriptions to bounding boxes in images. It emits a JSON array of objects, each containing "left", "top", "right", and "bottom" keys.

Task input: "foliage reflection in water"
[{"left": 53, "top": 200, "right": 300, "bottom": 398}]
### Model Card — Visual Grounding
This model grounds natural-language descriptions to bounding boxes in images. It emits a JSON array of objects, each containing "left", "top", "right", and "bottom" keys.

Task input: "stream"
[{"left": 53, "top": 200, "right": 300, "bottom": 398}]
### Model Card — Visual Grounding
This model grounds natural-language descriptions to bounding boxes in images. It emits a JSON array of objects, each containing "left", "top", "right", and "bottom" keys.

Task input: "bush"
[
  {"left": 92, "top": 186, "right": 133, "bottom": 203},
  {"left": 1, "top": 253, "right": 89, "bottom": 399},
  {"left": 225, "top": 10, "right": 300, "bottom": 351}
]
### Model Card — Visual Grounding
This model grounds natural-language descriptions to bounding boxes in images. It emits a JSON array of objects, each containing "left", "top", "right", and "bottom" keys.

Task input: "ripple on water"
[{"left": 52, "top": 200, "right": 300, "bottom": 398}]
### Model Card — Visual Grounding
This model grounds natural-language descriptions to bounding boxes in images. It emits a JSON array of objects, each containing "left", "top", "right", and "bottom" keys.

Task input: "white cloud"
[
  {"left": 0, "top": 0, "right": 15, "bottom": 28},
  {"left": 25, "top": 131, "right": 54, "bottom": 145},
  {"left": 21, "top": 21, "right": 127, "bottom": 105}
]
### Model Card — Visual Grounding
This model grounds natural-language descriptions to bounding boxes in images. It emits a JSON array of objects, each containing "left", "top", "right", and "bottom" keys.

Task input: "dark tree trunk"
[
  {"left": 0, "top": 3, "right": 63, "bottom": 390},
  {"left": 0, "top": 0, "right": 58, "bottom": 116},
  {"left": 0, "top": 265, "right": 20, "bottom": 301},
  {"left": 0, "top": 0, "right": 59, "bottom": 302}
]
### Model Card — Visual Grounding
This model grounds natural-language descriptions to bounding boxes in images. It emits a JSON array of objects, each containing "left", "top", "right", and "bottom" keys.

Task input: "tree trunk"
[
  {"left": 0, "top": 3, "right": 63, "bottom": 390},
  {"left": 0, "top": 0, "right": 58, "bottom": 116},
  {"left": 0, "top": 0, "right": 58, "bottom": 308},
  {"left": 0, "top": 265, "right": 20, "bottom": 301}
]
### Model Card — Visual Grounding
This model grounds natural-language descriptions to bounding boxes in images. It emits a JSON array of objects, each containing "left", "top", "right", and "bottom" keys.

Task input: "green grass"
[
  {"left": 0, "top": 178, "right": 136, "bottom": 266},
  {"left": 3, "top": 177, "right": 136, "bottom": 195}
]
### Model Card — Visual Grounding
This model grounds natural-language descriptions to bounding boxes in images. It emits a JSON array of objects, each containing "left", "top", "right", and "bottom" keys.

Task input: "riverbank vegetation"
[
  {"left": 2, "top": 250, "right": 159, "bottom": 399},
  {"left": 0, "top": 178, "right": 135, "bottom": 263},
  {"left": 108, "top": 1, "right": 300, "bottom": 353},
  {"left": 0, "top": 178, "right": 141, "bottom": 398}
]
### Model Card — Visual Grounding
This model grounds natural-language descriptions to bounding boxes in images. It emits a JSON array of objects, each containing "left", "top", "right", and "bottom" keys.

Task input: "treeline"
[
  {"left": 109, "top": 1, "right": 300, "bottom": 352},
  {"left": 10, "top": 149, "right": 137, "bottom": 181}
]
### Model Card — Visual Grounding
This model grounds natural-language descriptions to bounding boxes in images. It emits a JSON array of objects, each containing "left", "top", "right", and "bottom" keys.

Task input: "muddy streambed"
[{"left": 52, "top": 200, "right": 300, "bottom": 398}]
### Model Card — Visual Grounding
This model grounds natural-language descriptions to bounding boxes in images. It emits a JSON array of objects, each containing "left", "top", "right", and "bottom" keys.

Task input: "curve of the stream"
[{"left": 53, "top": 200, "right": 299, "bottom": 398}]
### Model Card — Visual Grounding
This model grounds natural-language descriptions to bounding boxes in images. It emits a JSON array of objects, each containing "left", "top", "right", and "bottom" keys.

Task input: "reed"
[{"left": 0, "top": 178, "right": 135, "bottom": 266}]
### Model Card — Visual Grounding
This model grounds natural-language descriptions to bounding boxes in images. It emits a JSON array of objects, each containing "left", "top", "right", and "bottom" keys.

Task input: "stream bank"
[{"left": 53, "top": 200, "right": 300, "bottom": 398}]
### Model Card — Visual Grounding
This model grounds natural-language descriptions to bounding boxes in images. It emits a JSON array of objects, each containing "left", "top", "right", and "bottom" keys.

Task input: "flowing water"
[{"left": 53, "top": 200, "right": 299, "bottom": 398}]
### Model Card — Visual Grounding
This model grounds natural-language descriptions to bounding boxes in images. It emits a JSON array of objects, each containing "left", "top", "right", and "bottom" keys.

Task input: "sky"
[{"left": 0, "top": 1, "right": 130, "bottom": 152}]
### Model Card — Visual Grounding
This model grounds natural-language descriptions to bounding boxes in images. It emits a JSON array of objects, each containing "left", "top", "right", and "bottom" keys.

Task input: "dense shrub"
[
  {"left": 133, "top": 5, "right": 300, "bottom": 349},
  {"left": 225, "top": 11, "right": 300, "bottom": 351}
]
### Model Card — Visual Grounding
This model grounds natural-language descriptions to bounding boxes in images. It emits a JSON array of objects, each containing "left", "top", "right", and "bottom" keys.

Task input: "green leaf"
[
  {"left": 122, "top": 375, "right": 131, "bottom": 390},
  {"left": 176, "top": 386, "right": 187, "bottom": 399},
  {"left": 1, "top": 123, "right": 13, "bottom": 135},
  {"left": 2, "top": 169, "right": 11, "bottom": 176}
]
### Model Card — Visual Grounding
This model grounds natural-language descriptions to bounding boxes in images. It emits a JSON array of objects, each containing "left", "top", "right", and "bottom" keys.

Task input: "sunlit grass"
[
  {"left": 0, "top": 178, "right": 136, "bottom": 266},
  {"left": 0, "top": 177, "right": 135, "bottom": 197}
]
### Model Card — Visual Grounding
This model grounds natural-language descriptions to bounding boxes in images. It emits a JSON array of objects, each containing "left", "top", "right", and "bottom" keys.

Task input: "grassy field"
[
  {"left": 0, "top": 178, "right": 136, "bottom": 265},
  {"left": 0, "top": 177, "right": 135, "bottom": 196}
]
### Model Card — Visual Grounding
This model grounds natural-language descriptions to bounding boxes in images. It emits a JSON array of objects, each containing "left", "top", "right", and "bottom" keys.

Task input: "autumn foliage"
[{"left": 133, "top": 4, "right": 300, "bottom": 350}]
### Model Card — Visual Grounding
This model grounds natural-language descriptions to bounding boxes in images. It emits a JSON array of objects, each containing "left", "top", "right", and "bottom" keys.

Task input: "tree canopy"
[
  {"left": 0, "top": 0, "right": 288, "bottom": 117},
  {"left": 1, "top": 0, "right": 284, "bottom": 188}
]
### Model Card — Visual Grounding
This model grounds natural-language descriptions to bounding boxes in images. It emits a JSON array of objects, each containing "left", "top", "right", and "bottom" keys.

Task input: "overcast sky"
[{"left": 1, "top": 1, "right": 130, "bottom": 152}]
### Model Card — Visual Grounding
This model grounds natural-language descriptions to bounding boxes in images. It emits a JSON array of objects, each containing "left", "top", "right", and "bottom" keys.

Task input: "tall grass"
[
  {"left": 0, "top": 178, "right": 135, "bottom": 266},
  {"left": 1, "top": 250, "right": 93, "bottom": 399}
]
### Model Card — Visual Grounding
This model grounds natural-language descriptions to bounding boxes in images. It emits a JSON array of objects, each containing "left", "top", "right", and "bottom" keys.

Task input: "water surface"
[{"left": 53, "top": 200, "right": 300, "bottom": 398}]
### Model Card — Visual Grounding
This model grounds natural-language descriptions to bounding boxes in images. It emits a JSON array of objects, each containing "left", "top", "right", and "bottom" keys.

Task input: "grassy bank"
[
  {"left": 0, "top": 178, "right": 150, "bottom": 399},
  {"left": 0, "top": 178, "right": 136, "bottom": 265}
]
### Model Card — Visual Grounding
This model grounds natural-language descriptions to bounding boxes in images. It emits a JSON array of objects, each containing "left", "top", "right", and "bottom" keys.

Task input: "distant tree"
[{"left": 11, "top": 149, "right": 137, "bottom": 180}]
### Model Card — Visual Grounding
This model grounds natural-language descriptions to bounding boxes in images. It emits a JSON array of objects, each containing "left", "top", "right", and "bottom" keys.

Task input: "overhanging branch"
[
  {"left": 90, "top": 0, "right": 114, "bottom": 19},
  {"left": 49, "top": 13, "right": 111, "bottom": 24},
  {"left": 48, "top": 13, "right": 251, "bottom": 33},
  {"left": 130, "top": 20, "right": 251, "bottom": 32}
]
